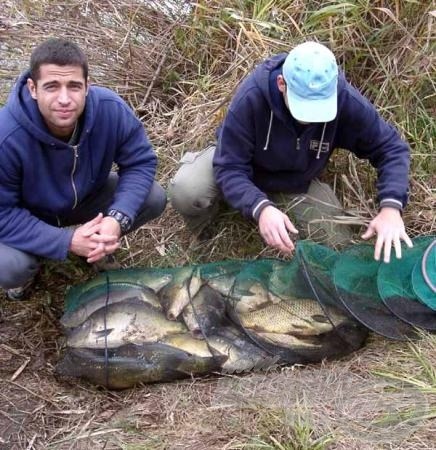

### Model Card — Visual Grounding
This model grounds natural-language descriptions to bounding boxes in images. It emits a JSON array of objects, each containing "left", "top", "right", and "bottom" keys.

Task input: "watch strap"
[{"left": 107, "top": 209, "right": 132, "bottom": 233}]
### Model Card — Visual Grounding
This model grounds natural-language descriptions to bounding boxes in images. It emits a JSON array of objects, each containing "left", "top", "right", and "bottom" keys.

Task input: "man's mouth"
[{"left": 56, "top": 110, "right": 74, "bottom": 118}]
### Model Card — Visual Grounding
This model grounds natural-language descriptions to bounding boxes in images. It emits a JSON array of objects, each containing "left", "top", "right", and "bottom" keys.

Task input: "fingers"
[
  {"left": 102, "top": 241, "right": 121, "bottom": 254},
  {"left": 393, "top": 234, "right": 402, "bottom": 260},
  {"left": 401, "top": 231, "right": 413, "bottom": 249},
  {"left": 375, "top": 232, "right": 413, "bottom": 263},
  {"left": 86, "top": 212, "right": 104, "bottom": 227},
  {"left": 374, "top": 233, "right": 394, "bottom": 263},
  {"left": 81, "top": 223, "right": 103, "bottom": 238},
  {"left": 277, "top": 227, "right": 295, "bottom": 253},
  {"left": 389, "top": 231, "right": 413, "bottom": 262},
  {"left": 87, "top": 242, "right": 120, "bottom": 261},
  {"left": 382, "top": 235, "right": 393, "bottom": 263},
  {"left": 261, "top": 226, "right": 294, "bottom": 254},
  {"left": 81, "top": 213, "right": 104, "bottom": 237},
  {"left": 270, "top": 230, "right": 294, "bottom": 253},
  {"left": 86, "top": 251, "right": 106, "bottom": 264},
  {"left": 90, "top": 232, "right": 120, "bottom": 245},
  {"left": 374, "top": 234, "right": 384, "bottom": 261},
  {"left": 361, "top": 224, "right": 375, "bottom": 240},
  {"left": 284, "top": 216, "right": 298, "bottom": 235}
]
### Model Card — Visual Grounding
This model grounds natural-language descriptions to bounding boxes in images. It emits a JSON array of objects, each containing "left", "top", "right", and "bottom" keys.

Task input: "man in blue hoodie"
[
  {"left": 0, "top": 38, "right": 166, "bottom": 300},
  {"left": 169, "top": 41, "right": 412, "bottom": 262}
]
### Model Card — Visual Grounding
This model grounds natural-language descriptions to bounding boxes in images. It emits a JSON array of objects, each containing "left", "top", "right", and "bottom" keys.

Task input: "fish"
[
  {"left": 71, "top": 272, "right": 173, "bottom": 297},
  {"left": 206, "top": 273, "right": 237, "bottom": 297},
  {"left": 66, "top": 298, "right": 187, "bottom": 349},
  {"left": 160, "top": 333, "right": 213, "bottom": 358},
  {"left": 234, "top": 281, "right": 281, "bottom": 314},
  {"left": 256, "top": 332, "right": 323, "bottom": 349},
  {"left": 61, "top": 284, "right": 162, "bottom": 328},
  {"left": 207, "top": 326, "right": 276, "bottom": 373},
  {"left": 160, "top": 267, "right": 203, "bottom": 320},
  {"left": 234, "top": 299, "right": 344, "bottom": 336},
  {"left": 55, "top": 342, "right": 224, "bottom": 389},
  {"left": 182, "top": 285, "right": 227, "bottom": 338},
  {"left": 136, "top": 272, "right": 173, "bottom": 292}
]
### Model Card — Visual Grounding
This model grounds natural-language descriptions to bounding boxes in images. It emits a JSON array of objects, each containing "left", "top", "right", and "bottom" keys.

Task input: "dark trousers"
[{"left": 0, "top": 173, "right": 166, "bottom": 289}]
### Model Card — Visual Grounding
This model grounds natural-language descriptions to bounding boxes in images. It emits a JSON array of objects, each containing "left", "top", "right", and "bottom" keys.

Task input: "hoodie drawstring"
[
  {"left": 263, "top": 110, "right": 274, "bottom": 151},
  {"left": 316, "top": 123, "right": 327, "bottom": 159}
]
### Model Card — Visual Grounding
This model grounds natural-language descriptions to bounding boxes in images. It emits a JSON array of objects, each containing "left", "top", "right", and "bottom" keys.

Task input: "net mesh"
[{"left": 58, "top": 236, "right": 435, "bottom": 388}]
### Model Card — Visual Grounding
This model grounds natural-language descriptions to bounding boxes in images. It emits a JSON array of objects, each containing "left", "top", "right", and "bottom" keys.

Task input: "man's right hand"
[
  {"left": 258, "top": 205, "right": 298, "bottom": 254},
  {"left": 69, "top": 213, "right": 120, "bottom": 259}
]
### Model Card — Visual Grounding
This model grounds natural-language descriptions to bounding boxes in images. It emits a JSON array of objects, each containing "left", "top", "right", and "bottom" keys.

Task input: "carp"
[
  {"left": 61, "top": 284, "right": 162, "bottom": 328},
  {"left": 182, "top": 285, "right": 227, "bottom": 338},
  {"left": 160, "top": 267, "right": 203, "bottom": 320},
  {"left": 235, "top": 299, "right": 345, "bottom": 336},
  {"left": 66, "top": 298, "right": 186, "bottom": 349}
]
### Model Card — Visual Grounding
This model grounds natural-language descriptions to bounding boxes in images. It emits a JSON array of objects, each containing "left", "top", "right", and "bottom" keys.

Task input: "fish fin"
[{"left": 93, "top": 328, "right": 114, "bottom": 338}]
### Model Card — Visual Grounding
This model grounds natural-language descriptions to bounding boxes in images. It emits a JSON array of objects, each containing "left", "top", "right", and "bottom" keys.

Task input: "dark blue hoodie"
[
  {"left": 0, "top": 70, "right": 157, "bottom": 260},
  {"left": 213, "top": 53, "right": 410, "bottom": 220}
]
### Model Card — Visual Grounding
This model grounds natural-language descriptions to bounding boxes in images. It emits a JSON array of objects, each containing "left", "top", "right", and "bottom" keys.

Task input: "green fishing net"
[
  {"left": 412, "top": 239, "right": 436, "bottom": 309},
  {"left": 58, "top": 236, "right": 435, "bottom": 388},
  {"left": 378, "top": 236, "right": 436, "bottom": 330}
]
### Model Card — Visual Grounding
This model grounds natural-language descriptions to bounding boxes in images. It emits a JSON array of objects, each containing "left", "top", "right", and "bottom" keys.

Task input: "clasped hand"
[{"left": 70, "top": 213, "right": 121, "bottom": 263}]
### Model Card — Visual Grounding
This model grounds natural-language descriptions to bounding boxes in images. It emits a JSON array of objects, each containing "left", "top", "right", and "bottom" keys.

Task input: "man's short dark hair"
[{"left": 30, "top": 38, "right": 88, "bottom": 82}]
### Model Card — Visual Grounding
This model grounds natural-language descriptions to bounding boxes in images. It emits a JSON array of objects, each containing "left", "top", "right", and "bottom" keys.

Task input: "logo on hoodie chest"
[{"left": 309, "top": 140, "right": 330, "bottom": 154}]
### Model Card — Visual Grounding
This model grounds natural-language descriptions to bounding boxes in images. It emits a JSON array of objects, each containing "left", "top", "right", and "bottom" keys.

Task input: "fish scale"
[{"left": 236, "top": 299, "right": 340, "bottom": 336}]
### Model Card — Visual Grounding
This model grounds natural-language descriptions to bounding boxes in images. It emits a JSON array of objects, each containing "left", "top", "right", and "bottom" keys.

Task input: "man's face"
[
  {"left": 276, "top": 75, "right": 309, "bottom": 125},
  {"left": 27, "top": 64, "right": 88, "bottom": 139}
]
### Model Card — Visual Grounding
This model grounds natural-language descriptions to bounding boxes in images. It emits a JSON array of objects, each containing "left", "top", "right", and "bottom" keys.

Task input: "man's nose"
[{"left": 58, "top": 87, "right": 71, "bottom": 104}]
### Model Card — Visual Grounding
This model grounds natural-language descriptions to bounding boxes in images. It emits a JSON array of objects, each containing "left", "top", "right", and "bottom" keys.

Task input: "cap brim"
[{"left": 287, "top": 89, "right": 337, "bottom": 123}]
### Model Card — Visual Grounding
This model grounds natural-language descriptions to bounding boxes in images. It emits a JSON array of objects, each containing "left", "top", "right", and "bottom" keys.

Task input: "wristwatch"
[{"left": 107, "top": 209, "right": 132, "bottom": 233}]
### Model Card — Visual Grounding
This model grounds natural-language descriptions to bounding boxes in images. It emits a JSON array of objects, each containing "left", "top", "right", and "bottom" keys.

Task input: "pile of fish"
[{"left": 56, "top": 262, "right": 368, "bottom": 389}]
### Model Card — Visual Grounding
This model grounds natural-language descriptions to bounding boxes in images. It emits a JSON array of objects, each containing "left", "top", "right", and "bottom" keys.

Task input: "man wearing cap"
[{"left": 169, "top": 41, "right": 412, "bottom": 262}]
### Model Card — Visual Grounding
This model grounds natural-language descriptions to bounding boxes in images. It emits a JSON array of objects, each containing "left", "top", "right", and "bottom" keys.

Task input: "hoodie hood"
[
  {"left": 7, "top": 70, "right": 98, "bottom": 146},
  {"left": 252, "top": 53, "right": 289, "bottom": 124},
  {"left": 252, "top": 52, "right": 347, "bottom": 125}
]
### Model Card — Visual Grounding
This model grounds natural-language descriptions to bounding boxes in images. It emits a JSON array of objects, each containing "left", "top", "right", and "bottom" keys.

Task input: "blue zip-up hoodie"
[
  {"left": 0, "top": 70, "right": 157, "bottom": 260},
  {"left": 213, "top": 53, "right": 410, "bottom": 220}
]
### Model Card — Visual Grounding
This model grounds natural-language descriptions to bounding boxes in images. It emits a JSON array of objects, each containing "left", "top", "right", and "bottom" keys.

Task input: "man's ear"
[
  {"left": 85, "top": 76, "right": 90, "bottom": 96},
  {"left": 277, "top": 74, "right": 286, "bottom": 94},
  {"left": 27, "top": 78, "right": 37, "bottom": 99}
]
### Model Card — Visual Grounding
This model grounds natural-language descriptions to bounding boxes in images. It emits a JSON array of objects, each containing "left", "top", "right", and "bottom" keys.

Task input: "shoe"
[
  {"left": 92, "top": 254, "right": 122, "bottom": 272},
  {"left": 6, "top": 277, "right": 35, "bottom": 301}
]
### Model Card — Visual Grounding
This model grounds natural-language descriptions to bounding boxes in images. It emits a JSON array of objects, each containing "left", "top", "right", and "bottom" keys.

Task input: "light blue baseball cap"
[{"left": 283, "top": 41, "right": 338, "bottom": 122}]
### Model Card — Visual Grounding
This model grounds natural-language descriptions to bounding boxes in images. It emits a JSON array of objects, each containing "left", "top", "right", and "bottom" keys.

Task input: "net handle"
[{"left": 421, "top": 240, "right": 436, "bottom": 293}]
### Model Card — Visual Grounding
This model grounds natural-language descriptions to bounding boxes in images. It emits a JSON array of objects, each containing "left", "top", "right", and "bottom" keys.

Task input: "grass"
[
  {"left": 0, "top": 0, "right": 435, "bottom": 449},
  {"left": 240, "top": 405, "right": 335, "bottom": 449},
  {"left": 373, "top": 332, "right": 436, "bottom": 394}
]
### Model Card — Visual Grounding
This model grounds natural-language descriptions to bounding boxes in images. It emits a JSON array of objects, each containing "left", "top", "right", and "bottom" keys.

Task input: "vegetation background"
[{"left": 0, "top": 1, "right": 435, "bottom": 449}]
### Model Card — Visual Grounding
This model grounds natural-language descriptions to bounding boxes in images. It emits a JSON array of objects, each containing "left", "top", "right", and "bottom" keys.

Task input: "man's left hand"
[
  {"left": 87, "top": 216, "right": 121, "bottom": 263},
  {"left": 361, "top": 207, "right": 413, "bottom": 263}
]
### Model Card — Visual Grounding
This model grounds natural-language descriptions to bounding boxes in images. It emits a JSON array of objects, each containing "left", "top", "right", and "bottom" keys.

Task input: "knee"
[
  {"left": 169, "top": 175, "right": 196, "bottom": 215},
  {"left": 169, "top": 175, "right": 217, "bottom": 216},
  {"left": 0, "top": 248, "right": 39, "bottom": 289},
  {"left": 146, "top": 182, "right": 167, "bottom": 219}
]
